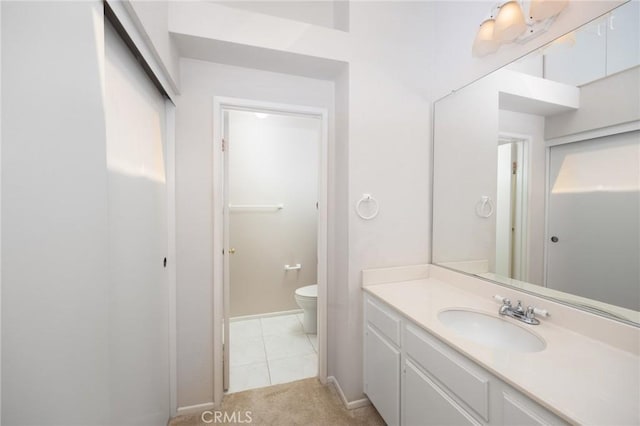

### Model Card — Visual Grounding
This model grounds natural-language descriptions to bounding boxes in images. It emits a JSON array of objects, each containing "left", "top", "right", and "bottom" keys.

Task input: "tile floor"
[{"left": 227, "top": 312, "right": 318, "bottom": 393}]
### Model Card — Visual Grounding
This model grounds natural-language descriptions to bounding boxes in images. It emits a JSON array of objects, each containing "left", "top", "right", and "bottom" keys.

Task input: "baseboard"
[
  {"left": 230, "top": 309, "right": 303, "bottom": 322},
  {"left": 327, "top": 376, "right": 371, "bottom": 410},
  {"left": 176, "top": 402, "right": 215, "bottom": 416}
]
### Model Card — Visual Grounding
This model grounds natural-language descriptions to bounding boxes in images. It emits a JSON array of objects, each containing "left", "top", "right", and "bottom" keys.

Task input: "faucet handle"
[
  {"left": 525, "top": 306, "right": 536, "bottom": 320},
  {"left": 502, "top": 298, "right": 511, "bottom": 307}
]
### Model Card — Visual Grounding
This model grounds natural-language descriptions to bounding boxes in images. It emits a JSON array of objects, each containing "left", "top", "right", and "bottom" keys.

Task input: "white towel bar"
[
  {"left": 284, "top": 264, "right": 302, "bottom": 271},
  {"left": 229, "top": 204, "right": 284, "bottom": 211}
]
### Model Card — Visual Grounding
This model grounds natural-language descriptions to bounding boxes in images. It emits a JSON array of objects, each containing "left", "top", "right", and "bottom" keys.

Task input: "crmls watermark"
[{"left": 201, "top": 410, "right": 253, "bottom": 424}]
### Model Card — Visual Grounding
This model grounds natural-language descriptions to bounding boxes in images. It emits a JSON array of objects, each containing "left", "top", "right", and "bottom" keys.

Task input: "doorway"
[
  {"left": 212, "top": 98, "right": 328, "bottom": 404},
  {"left": 496, "top": 134, "right": 529, "bottom": 281},
  {"left": 225, "top": 108, "right": 320, "bottom": 392}
]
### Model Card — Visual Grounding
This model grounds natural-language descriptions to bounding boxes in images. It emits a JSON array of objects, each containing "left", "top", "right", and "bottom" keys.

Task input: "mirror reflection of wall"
[{"left": 433, "top": 1, "right": 640, "bottom": 324}]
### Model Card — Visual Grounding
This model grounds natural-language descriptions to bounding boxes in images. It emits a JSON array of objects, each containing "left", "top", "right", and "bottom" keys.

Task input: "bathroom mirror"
[{"left": 432, "top": 1, "right": 640, "bottom": 326}]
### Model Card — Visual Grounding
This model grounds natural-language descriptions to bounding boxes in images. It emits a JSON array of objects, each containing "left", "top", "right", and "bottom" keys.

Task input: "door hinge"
[
  {"left": 512, "top": 161, "right": 518, "bottom": 175},
  {"left": 222, "top": 138, "right": 226, "bottom": 152}
]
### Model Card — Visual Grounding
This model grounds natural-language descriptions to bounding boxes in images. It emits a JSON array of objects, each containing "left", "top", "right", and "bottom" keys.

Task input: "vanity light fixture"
[{"left": 472, "top": 0, "right": 569, "bottom": 57}]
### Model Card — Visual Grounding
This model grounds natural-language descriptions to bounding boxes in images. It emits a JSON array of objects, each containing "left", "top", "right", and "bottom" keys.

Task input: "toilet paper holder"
[{"left": 284, "top": 264, "right": 302, "bottom": 271}]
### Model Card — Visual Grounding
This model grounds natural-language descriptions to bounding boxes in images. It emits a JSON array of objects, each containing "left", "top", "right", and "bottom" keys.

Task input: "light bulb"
[
  {"left": 472, "top": 19, "right": 501, "bottom": 57},
  {"left": 494, "top": 1, "right": 527, "bottom": 42}
]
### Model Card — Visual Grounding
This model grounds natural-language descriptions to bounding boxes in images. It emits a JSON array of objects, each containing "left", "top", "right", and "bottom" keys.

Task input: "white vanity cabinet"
[{"left": 363, "top": 294, "right": 568, "bottom": 426}]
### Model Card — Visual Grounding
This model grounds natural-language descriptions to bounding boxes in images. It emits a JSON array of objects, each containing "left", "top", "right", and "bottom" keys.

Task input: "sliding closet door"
[
  {"left": 546, "top": 131, "right": 640, "bottom": 311},
  {"left": 105, "top": 20, "right": 170, "bottom": 425}
]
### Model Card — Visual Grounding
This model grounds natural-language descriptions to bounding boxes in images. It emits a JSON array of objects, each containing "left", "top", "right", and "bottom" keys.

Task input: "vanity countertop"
[{"left": 363, "top": 276, "right": 640, "bottom": 425}]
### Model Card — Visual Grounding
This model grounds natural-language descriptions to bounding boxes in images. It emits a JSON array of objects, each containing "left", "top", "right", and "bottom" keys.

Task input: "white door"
[
  {"left": 546, "top": 131, "right": 640, "bottom": 311},
  {"left": 105, "top": 20, "right": 170, "bottom": 424}
]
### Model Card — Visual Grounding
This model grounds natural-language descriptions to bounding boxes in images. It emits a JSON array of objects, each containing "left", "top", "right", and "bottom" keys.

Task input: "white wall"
[
  {"left": 174, "top": 59, "right": 334, "bottom": 408},
  {"left": 432, "top": 75, "right": 499, "bottom": 269},
  {"left": 336, "top": 2, "right": 432, "bottom": 402},
  {"left": 546, "top": 65, "right": 640, "bottom": 139},
  {"left": 227, "top": 111, "right": 319, "bottom": 316},
  {"left": 329, "top": 63, "right": 350, "bottom": 401},
  {"left": 128, "top": 0, "right": 180, "bottom": 91},
  {"left": 216, "top": 1, "right": 337, "bottom": 30},
  {"left": 1, "top": 2, "right": 111, "bottom": 423}
]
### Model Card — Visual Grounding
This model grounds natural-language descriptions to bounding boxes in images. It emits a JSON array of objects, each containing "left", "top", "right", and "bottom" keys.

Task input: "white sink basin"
[{"left": 438, "top": 309, "right": 546, "bottom": 353}]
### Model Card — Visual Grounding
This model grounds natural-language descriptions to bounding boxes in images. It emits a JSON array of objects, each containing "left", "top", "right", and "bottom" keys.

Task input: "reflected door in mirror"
[{"left": 546, "top": 131, "right": 640, "bottom": 311}]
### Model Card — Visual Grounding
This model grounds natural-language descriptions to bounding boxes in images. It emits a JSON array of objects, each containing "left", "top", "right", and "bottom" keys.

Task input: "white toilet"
[{"left": 294, "top": 284, "right": 317, "bottom": 334}]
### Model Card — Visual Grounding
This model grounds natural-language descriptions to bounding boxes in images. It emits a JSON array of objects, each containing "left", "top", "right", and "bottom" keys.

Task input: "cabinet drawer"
[
  {"left": 405, "top": 324, "right": 490, "bottom": 421},
  {"left": 365, "top": 296, "right": 401, "bottom": 346}
]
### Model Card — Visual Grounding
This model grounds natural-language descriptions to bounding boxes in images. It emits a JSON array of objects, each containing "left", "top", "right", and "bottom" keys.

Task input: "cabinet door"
[
  {"left": 402, "top": 360, "right": 481, "bottom": 426},
  {"left": 502, "top": 392, "right": 568, "bottom": 426},
  {"left": 606, "top": 0, "right": 640, "bottom": 75},
  {"left": 365, "top": 324, "right": 401, "bottom": 425},
  {"left": 543, "top": 16, "right": 607, "bottom": 86}
]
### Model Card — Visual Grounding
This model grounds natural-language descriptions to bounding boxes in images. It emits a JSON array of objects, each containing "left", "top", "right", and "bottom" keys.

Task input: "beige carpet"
[{"left": 168, "top": 378, "right": 385, "bottom": 426}]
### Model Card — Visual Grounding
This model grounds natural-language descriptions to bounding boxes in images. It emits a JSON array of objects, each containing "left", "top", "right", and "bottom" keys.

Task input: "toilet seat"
[{"left": 295, "top": 284, "right": 317, "bottom": 299}]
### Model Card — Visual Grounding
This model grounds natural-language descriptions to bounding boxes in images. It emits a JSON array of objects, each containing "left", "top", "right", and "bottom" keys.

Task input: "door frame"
[
  {"left": 212, "top": 96, "right": 329, "bottom": 406},
  {"left": 497, "top": 132, "right": 530, "bottom": 282},
  {"left": 165, "top": 100, "right": 178, "bottom": 417}
]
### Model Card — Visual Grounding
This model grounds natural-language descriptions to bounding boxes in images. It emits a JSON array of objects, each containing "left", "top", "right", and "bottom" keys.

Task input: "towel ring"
[
  {"left": 475, "top": 196, "right": 494, "bottom": 218},
  {"left": 356, "top": 194, "right": 379, "bottom": 220}
]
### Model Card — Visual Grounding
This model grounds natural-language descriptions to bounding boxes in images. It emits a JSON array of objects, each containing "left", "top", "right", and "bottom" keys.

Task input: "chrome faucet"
[{"left": 498, "top": 299, "right": 540, "bottom": 325}]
